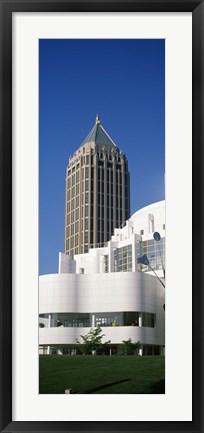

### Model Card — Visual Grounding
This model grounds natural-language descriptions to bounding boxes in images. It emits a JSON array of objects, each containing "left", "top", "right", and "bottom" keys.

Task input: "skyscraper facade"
[{"left": 65, "top": 115, "right": 130, "bottom": 257}]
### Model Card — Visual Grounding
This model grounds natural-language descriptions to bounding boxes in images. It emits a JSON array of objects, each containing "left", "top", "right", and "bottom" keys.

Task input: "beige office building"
[{"left": 65, "top": 115, "right": 130, "bottom": 256}]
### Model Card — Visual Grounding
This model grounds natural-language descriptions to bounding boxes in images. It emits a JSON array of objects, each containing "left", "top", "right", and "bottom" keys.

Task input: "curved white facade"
[
  {"left": 39, "top": 201, "right": 165, "bottom": 355},
  {"left": 39, "top": 272, "right": 165, "bottom": 353}
]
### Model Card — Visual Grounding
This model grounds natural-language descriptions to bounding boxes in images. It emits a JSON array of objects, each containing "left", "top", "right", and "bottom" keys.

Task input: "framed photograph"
[{"left": 0, "top": 1, "right": 203, "bottom": 432}]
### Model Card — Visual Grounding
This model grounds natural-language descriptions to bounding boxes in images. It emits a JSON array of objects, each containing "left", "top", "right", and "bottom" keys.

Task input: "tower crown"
[{"left": 81, "top": 115, "right": 116, "bottom": 147}]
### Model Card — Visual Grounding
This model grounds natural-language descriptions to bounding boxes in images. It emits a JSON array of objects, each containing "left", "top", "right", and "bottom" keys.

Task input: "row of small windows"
[
  {"left": 97, "top": 220, "right": 115, "bottom": 234},
  {"left": 98, "top": 182, "right": 123, "bottom": 195},
  {"left": 66, "top": 202, "right": 125, "bottom": 223},
  {"left": 39, "top": 311, "right": 155, "bottom": 329},
  {"left": 67, "top": 197, "right": 80, "bottom": 211},
  {"left": 66, "top": 209, "right": 80, "bottom": 224},
  {"left": 140, "top": 224, "right": 165, "bottom": 236},
  {"left": 66, "top": 235, "right": 79, "bottom": 250},
  {"left": 67, "top": 185, "right": 80, "bottom": 200},
  {"left": 67, "top": 167, "right": 91, "bottom": 188},
  {"left": 67, "top": 166, "right": 129, "bottom": 187},
  {"left": 65, "top": 218, "right": 95, "bottom": 237},
  {"left": 67, "top": 181, "right": 94, "bottom": 198},
  {"left": 66, "top": 225, "right": 79, "bottom": 237},
  {"left": 68, "top": 148, "right": 127, "bottom": 164},
  {"left": 98, "top": 167, "right": 129, "bottom": 182},
  {"left": 68, "top": 152, "right": 127, "bottom": 168},
  {"left": 66, "top": 224, "right": 97, "bottom": 242}
]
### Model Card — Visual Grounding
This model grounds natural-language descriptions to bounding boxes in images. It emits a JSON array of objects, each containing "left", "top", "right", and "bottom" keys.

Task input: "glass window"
[
  {"left": 142, "top": 313, "right": 155, "bottom": 328},
  {"left": 113, "top": 245, "right": 132, "bottom": 272},
  {"left": 104, "top": 255, "right": 109, "bottom": 273},
  {"left": 85, "top": 167, "right": 89, "bottom": 178}
]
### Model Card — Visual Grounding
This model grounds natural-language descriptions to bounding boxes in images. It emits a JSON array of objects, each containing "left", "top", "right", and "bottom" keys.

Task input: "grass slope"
[{"left": 39, "top": 355, "right": 165, "bottom": 394}]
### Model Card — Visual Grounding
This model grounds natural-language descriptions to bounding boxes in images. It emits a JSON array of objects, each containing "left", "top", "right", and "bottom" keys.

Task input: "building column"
[
  {"left": 104, "top": 155, "right": 107, "bottom": 242},
  {"left": 139, "top": 313, "right": 142, "bottom": 327},
  {"left": 93, "top": 154, "right": 98, "bottom": 247},
  {"left": 108, "top": 242, "right": 113, "bottom": 272},
  {"left": 88, "top": 151, "right": 91, "bottom": 249},
  {"left": 132, "top": 236, "right": 136, "bottom": 272},
  {"left": 92, "top": 314, "right": 95, "bottom": 327},
  {"left": 79, "top": 157, "right": 83, "bottom": 254},
  {"left": 113, "top": 157, "right": 116, "bottom": 231},
  {"left": 121, "top": 156, "right": 125, "bottom": 223},
  {"left": 47, "top": 315, "right": 52, "bottom": 355},
  {"left": 48, "top": 314, "right": 51, "bottom": 327}
]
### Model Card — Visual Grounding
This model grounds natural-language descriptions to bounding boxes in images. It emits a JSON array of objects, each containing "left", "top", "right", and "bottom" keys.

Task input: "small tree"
[
  {"left": 118, "top": 338, "right": 141, "bottom": 355},
  {"left": 76, "top": 327, "right": 107, "bottom": 355}
]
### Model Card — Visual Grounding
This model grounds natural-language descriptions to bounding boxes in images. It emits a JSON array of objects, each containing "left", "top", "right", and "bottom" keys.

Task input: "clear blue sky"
[{"left": 39, "top": 39, "right": 165, "bottom": 275}]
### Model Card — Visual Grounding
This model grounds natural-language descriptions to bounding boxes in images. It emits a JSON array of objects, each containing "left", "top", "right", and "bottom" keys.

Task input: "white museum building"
[{"left": 39, "top": 200, "right": 165, "bottom": 356}]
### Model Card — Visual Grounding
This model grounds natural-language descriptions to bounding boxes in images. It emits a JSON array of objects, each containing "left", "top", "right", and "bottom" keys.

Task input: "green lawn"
[{"left": 39, "top": 355, "right": 165, "bottom": 394}]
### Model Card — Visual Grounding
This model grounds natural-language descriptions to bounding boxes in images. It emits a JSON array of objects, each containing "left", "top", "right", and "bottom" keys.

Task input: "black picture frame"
[{"left": 0, "top": 1, "right": 203, "bottom": 432}]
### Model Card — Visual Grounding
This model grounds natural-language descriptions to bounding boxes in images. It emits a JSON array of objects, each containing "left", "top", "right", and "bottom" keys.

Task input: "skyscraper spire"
[{"left": 95, "top": 113, "right": 100, "bottom": 125}]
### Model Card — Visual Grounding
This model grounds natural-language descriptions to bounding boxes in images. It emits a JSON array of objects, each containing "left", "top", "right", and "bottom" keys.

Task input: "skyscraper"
[{"left": 65, "top": 115, "right": 130, "bottom": 256}]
